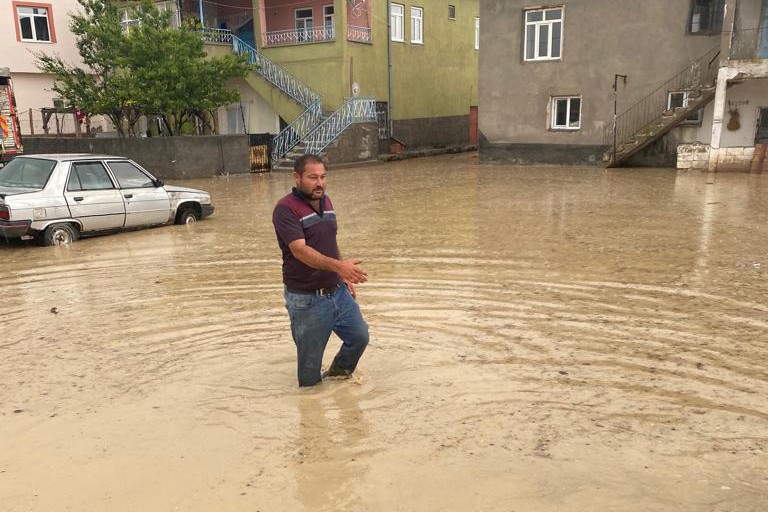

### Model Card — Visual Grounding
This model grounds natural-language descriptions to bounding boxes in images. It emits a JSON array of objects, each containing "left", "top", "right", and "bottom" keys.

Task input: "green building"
[{"left": 188, "top": 0, "right": 479, "bottom": 167}]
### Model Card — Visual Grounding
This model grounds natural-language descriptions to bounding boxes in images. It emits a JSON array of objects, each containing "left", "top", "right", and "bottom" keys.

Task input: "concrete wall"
[
  {"left": 394, "top": 114, "right": 471, "bottom": 148},
  {"left": 22, "top": 135, "right": 251, "bottom": 179},
  {"left": 218, "top": 77, "right": 281, "bottom": 135},
  {"left": 323, "top": 122, "right": 378, "bottom": 164},
  {"left": 731, "top": 0, "right": 766, "bottom": 59},
  {"left": 479, "top": 0, "right": 720, "bottom": 164},
  {"left": 719, "top": 78, "right": 768, "bottom": 146}
]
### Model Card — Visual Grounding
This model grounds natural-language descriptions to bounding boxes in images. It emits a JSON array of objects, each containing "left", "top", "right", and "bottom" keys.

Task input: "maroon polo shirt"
[{"left": 273, "top": 188, "right": 342, "bottom": 291}]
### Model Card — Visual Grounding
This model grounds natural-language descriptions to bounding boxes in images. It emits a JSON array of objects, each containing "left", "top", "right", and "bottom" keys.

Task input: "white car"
[{"left": 0, "top": 154, "right": 214, "bottom": 246}]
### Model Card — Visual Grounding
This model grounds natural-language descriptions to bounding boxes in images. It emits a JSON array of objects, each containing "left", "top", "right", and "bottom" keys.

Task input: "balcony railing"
[
  {"left": 347, "top": 25, "right": 372, "bottom": 43},
  {"left": 264, "top": 27, "right": 335, "bottom": 47},
  {"left": 200, "top": 27, "right": 233, "bottom": 44}
]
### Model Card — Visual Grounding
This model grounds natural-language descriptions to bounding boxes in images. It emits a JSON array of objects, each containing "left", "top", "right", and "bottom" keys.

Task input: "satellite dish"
[{"left": 351, "top": 82, "right": 360, "bottom": 96}]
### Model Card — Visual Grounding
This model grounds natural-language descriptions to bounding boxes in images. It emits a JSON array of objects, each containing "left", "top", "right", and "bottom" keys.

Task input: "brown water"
[{"left": 2, "top": 153, "right": 767, "bottom": 511}]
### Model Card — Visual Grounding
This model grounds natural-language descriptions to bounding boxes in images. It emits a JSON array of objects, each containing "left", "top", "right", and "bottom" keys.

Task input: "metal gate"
[{"left": 249, "top": 133, "right": 272, "bottom": 172}]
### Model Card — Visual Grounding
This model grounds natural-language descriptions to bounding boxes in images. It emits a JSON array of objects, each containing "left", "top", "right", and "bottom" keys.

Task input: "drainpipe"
[
  {"left": 198, "top": 0, "right": 204, "bottom": 27},
  {"left": 386, "top": 1, "right": 394, "bottom": 138}
]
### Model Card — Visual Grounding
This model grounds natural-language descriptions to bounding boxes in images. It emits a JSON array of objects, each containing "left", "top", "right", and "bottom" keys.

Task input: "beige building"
[{"left": 1, "top": 0, "right": 85, "bottom": 134}]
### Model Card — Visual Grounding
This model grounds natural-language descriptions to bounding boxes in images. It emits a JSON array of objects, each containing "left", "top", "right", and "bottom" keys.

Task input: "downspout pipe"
[{"left": 386, "top": 1, "right": 393, "bottom": 138}]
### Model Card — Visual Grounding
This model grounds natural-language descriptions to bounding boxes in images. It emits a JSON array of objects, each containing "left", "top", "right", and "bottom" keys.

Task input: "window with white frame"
[
  {"left": 15, "top": 4, "right": 54, "bottom": 42},
  {"left": 119, "top": 8, "right": 138, "bottom": 34},
  {"left": 668, "top": 91, "right": 701, "bottom": 123},
  {"left": 524, "top": 7, "right": 562, "bottom": 61},
  {"left": 323, "top": 5, "right": 335, "bottom": 37},
  {"left": 390, "top": 3, "right": 404, "bottom": 42},
  {"left": 474, "top": 17, "right": 479, "bottom": 50},
  {"left": 295, "top": 8, "right": 313, "bottom": 42},
  {"left": 551, "top": 96, "right": 580, "bottom": 129},
  {"left": 411, "top": 6, "right": 423, "bottom": 44},
  {"left": 448, "top": 5, "right": 456, "bottom": 20}
]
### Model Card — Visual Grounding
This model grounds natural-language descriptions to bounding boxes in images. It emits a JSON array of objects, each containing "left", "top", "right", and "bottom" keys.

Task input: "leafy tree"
[{"left": 36, "top": 0, "right": 249, "bottom": 137}]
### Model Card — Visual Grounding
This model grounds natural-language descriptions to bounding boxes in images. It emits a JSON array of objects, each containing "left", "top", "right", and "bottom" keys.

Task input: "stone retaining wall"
[{"left": 677, "top": 143, "right": 766, "bottom": 173}]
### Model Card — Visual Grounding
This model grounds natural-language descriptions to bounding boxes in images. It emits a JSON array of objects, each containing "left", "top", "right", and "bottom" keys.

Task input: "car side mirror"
[{"left": 154, "top": 179, "right": 164, "bottom": 187}]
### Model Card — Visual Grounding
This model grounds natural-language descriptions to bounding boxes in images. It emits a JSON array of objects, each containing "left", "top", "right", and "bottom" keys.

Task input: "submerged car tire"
[
  {"left": 42, "top": 223, "right": 79, "bottom": 246},
  {"left": 175, "top": 205, "right": 200, "bottom": 225}
]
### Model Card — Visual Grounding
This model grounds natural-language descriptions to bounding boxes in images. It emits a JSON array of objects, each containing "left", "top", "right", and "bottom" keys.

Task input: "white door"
[
  {"left": 64, "top": 161, "right": 126, "bottom": 232},
  {"left": 106, "top": 160, "right": 171, "bottom": 227},
  {"left": 295, "top": 8, "right": 313, "bottom": 41}
]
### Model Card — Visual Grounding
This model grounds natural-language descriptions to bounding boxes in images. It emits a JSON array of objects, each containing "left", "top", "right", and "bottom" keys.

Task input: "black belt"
[{"left": 286, "top": 284, "right": 341, "bottom": 296}]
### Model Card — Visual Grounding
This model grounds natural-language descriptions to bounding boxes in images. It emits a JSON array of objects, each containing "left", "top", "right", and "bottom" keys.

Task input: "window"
[
  {"left": 524, "top": 7, "right": 562, "bottom": 61},
  {"left": 448, "top": 5, "right": 456, "bottom": 20},
  {"left": 119, "top": 7, "right": 138, "bottom": 34},
  {"left": 689, "top": 0, "right": 724, "bottom": 34},
  {"left": 668, "top": 91, "right": 701, "bottom": 124},
  {"left": 411, "top": 7, "right": 423, "bottom": 44},
  {"left": 69, "top": 162, "right": 115, "bottom": 191},
  {"left": 295, "top": 8, "right": 313, "bottom": 42},
  {"left": 323, "top": 5, "right": 334, "bottom": 37},
  {"left": 474, "top": 17, "right": 480, "bottom": 50},
  {"left": 551, "top": 96, "right": 580, "bottom": 129},
  {"left": 0, "top": 157, "right": 55, "bottom": 188},
  {"left": 14, "top": 3, "right": 56, "bottom": 43},
  {"left": 390, "top": 3, "right": 404, "bottom": 42},
  {"left": 108, "top": 161, "right": 155, "bottom": 188}
]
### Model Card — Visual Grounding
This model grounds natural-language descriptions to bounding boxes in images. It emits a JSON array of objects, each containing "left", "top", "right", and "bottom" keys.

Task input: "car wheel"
[
  {"left": 175, "top": 206, "right": 200, "bottom": 225},
  {"left": 42, "top": 223, "right": 79, "bottom": 246}
]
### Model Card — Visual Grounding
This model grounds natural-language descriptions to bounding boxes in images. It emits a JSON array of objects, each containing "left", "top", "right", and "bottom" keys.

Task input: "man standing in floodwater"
[{"left": 272, "top": 154, "right": 370, "bottom": 387}]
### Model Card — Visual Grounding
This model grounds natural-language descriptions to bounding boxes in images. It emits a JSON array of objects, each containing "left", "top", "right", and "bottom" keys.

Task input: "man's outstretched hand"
[{"left": 337, "top": 259, "right": 367, "bottom": 284}]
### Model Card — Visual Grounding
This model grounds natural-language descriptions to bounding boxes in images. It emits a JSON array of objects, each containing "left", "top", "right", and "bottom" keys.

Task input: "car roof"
[{"left": 18, "top": 154, "right": 128, "bottom": 162}]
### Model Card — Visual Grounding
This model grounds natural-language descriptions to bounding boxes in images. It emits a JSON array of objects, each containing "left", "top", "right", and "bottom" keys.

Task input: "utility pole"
[{"left": 613, "top": 74, "right": 627, "bottom": 165}]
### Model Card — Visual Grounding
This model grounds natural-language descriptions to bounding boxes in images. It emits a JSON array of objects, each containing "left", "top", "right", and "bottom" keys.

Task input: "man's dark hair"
[{"left": 294, "top": 154, "right": 327, "bottom": 176}]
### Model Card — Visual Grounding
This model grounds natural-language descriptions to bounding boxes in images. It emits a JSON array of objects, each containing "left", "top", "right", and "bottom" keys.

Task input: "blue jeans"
[{"left": 284, "top": 285, "right": 369, "bottom": 387}]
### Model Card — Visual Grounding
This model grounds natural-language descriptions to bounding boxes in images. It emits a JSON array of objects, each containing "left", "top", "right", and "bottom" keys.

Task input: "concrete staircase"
[
  {"left": 607, "top": 85, "right": 716, "bottom": 166},
  {"left": 202, "top": 29, "right": 375, "bottom": 169},
  {"left": 605, "top": 46, "right": 721, "bottom": 168}
]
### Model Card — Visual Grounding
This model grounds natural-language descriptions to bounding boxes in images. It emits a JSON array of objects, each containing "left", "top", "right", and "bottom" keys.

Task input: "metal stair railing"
[
  {"left": 303, "top": 97, "right": 377, "bottom": 155},
  {"left": 230, "top": 35, "right": 321, "bottom": 108},
  {"left": 605, "top": 45, "right": 721, "bottom": 154},
  {"left": 272, "top": 99, "right": 323, "bottom": 162},
  {"left": 200, "top": 30, "right": 321, "bottom": 109}
]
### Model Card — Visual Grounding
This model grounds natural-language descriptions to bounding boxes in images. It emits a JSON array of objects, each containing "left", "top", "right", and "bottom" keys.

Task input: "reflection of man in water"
[{"left": 272, "top": 154, "right": 370, "bottom": 387}]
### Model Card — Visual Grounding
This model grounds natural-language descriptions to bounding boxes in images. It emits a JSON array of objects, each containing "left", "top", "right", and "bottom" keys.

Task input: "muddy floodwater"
[{"left": 2, "top": 153, "right": 767, "bottom": 511}]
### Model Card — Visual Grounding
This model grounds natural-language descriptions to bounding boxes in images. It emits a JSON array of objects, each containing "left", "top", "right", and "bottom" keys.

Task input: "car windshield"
[{"left": 0, "top": 158, "right": 56, "bottom": 189}]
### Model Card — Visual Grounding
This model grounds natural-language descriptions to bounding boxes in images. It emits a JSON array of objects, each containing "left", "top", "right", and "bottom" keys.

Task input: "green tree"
[
  {"left": 124, "top": 1, "right": 248, "bottom": 135},
  {"left": 36, "top": 0, "right": 249, "bottom": 137}
]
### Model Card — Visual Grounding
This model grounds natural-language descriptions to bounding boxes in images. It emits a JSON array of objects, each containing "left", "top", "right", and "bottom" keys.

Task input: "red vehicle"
[{"left": 0, "top": 68, "right": 23, "bottom": 168}]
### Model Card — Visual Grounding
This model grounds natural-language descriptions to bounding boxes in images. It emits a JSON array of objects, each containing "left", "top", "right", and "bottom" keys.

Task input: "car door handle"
[
  {"left": 74, "top": 196, "right": 84, "bottom": 202},
  {"left": 124, "top": 194, "right": 133, "bottom": 199}
]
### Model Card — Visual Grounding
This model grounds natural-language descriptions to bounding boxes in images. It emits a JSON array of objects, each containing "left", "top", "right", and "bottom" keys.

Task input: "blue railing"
[{"left": 272, "top": 99, "right": 323, "bottom": 162}]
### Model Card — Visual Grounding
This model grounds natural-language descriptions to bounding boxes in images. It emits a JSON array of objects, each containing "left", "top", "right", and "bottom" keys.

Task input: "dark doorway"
[{"left": 757, "top": 107, "right": 768, "bottom": 144}]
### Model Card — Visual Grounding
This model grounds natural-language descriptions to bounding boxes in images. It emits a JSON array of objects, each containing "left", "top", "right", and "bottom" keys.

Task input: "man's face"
[{"left": 294, "top": 161, "right": 327, "bottom": 200}]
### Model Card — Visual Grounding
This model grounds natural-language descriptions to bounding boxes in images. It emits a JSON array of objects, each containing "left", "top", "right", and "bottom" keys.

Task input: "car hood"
[
  {"left": 0, "top": 186, "right": 41, "bottom": 198},
  {"left": 164, "top": 185, "right": 209, "bottom": 195}
]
